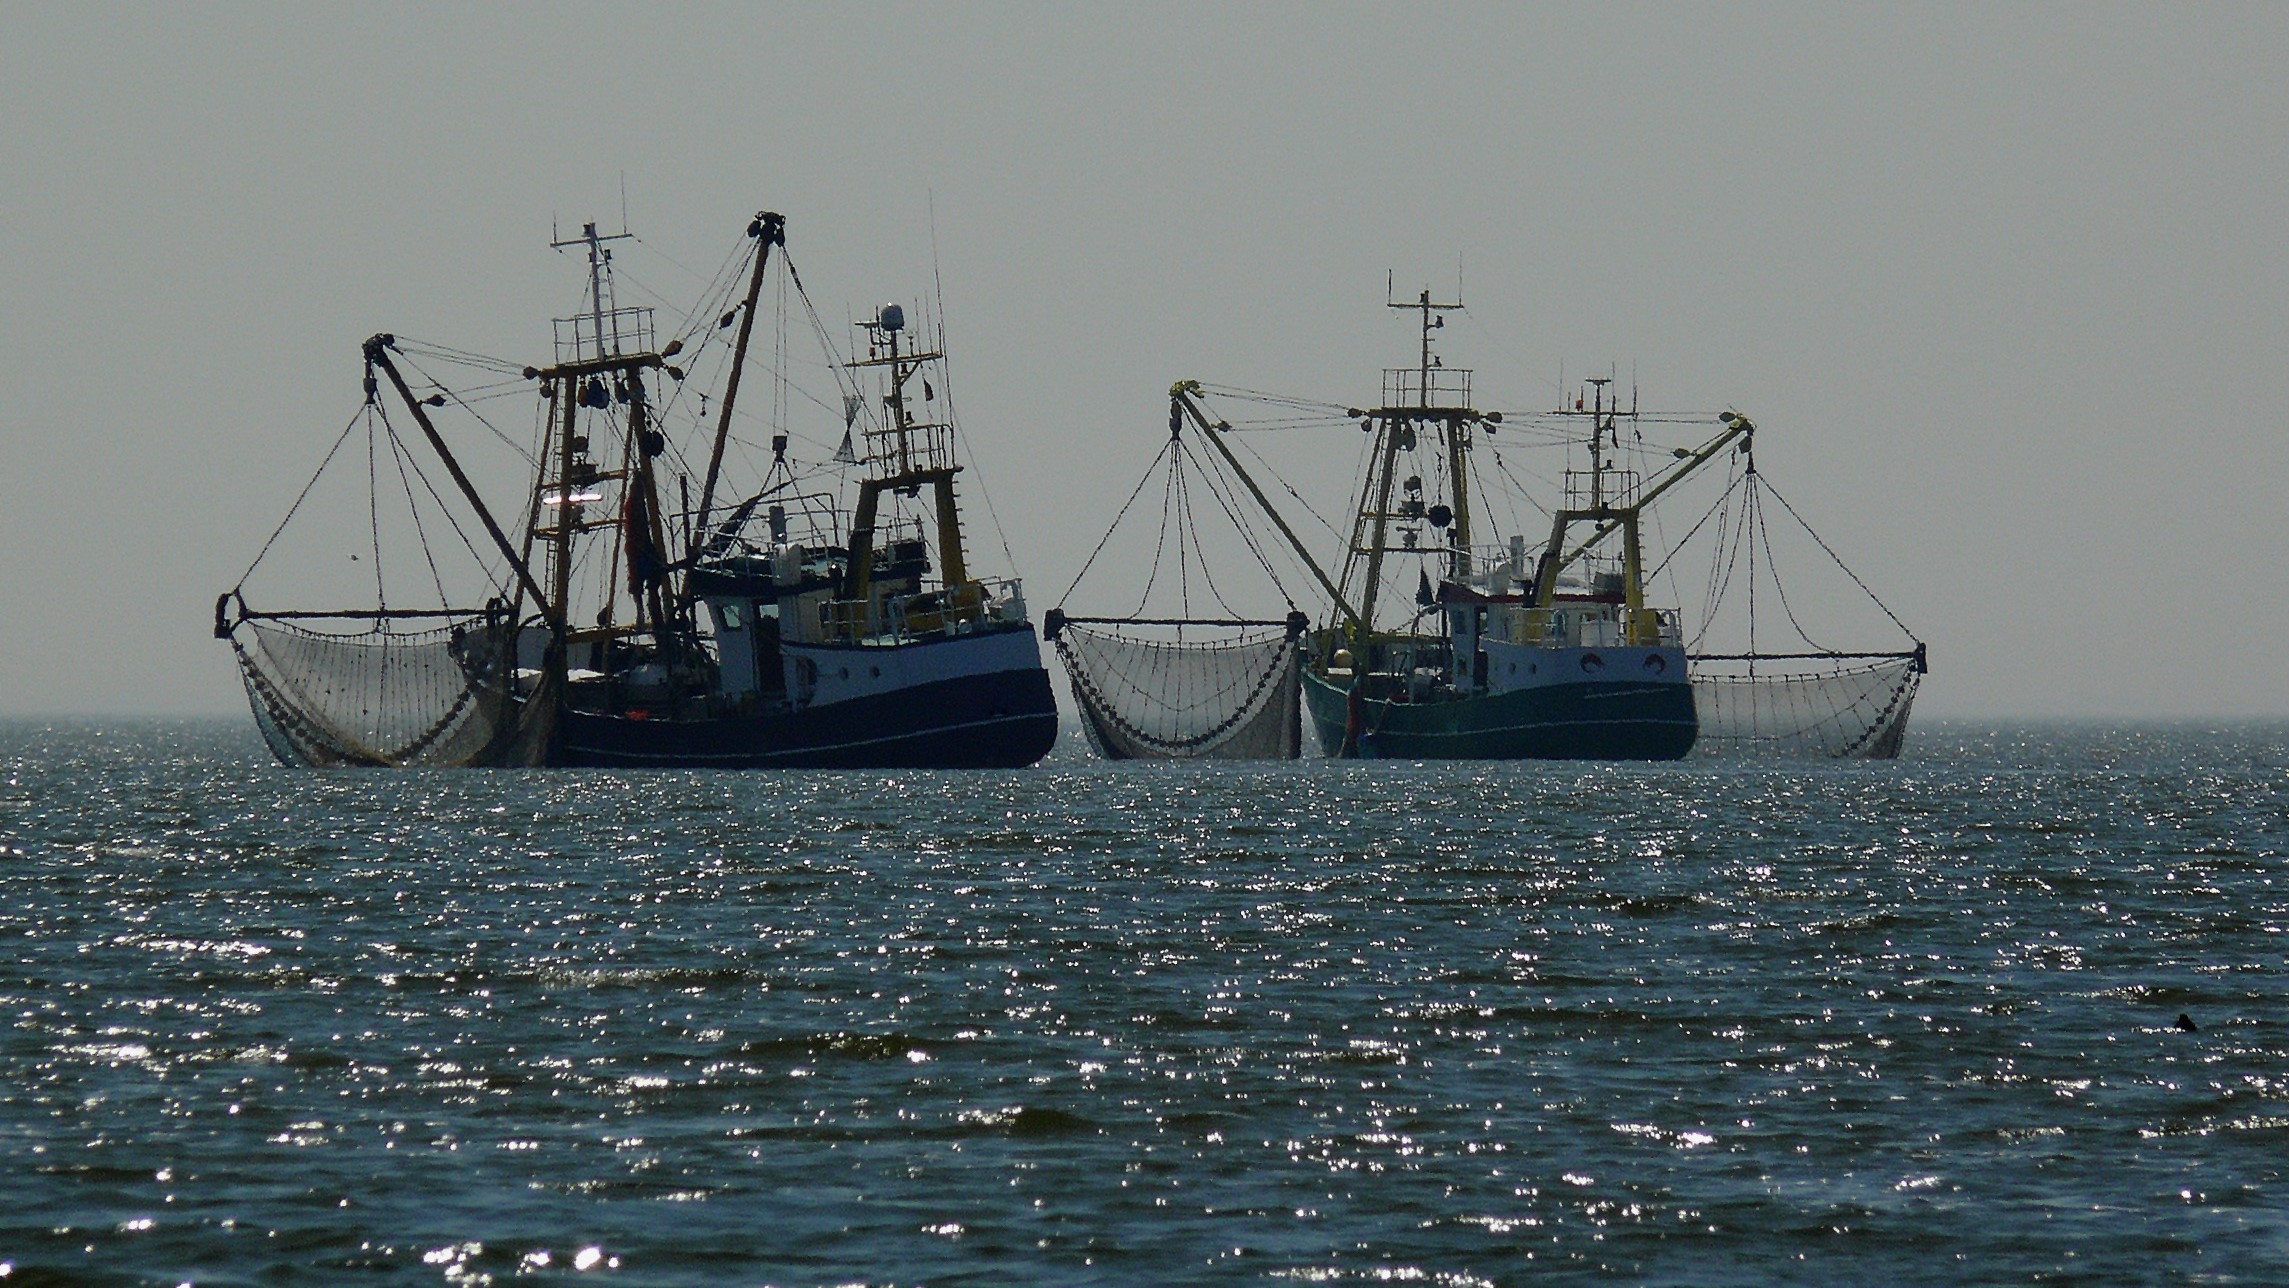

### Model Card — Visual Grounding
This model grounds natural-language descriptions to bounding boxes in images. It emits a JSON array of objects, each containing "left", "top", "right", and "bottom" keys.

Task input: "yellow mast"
[{"left": 1530, "top": 410, "right": 1754, "bottom": 638}]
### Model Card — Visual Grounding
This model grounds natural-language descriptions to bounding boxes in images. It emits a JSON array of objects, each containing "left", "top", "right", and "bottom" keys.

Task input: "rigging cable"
[
  {"left": 1752, "top": 484, "right": 1835, "bottom": 653},
  {"left": 1645, "top": 465, "right": 1747, "bottom": 584},
  {"left": 1231, "top": 432, "right": 1348, "bottom": 543},
  {"left": 1756, "top": 473, "right": 1919, "bottom": 640},
  {"left": 376, "top": 406, "right": 453, "bottom": 607},
  {"left": 377, "top": 396, "right": 507, "bottom": 593},
  {"left": 397, "top": 353, "right": 539, "bottom": 465},
  {"left": 234, "top": 404, "right": 368, "bottom": 591},
  {"left": 366, "top": 403, "right": 386, "bottom": 613},
  {"left": 928, "top": 208, "right": 1020, "bottom": 575},
  {"left": 1130, "top": 443, "right": 1182, "bottom": 619},
  {"left": 1054, "top": 435, "right": 1178, "bottom": 608},
  {"left": 1180, "top": 436, "right": 1294, "bottom": 606}
]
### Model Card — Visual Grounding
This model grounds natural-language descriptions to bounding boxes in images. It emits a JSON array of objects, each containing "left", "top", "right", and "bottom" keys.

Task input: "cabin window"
[{"left": 721, "top": 603, "right": 744, "bottom": 631}]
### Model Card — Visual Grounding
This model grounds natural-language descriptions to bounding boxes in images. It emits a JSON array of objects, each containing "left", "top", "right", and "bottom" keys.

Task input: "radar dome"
[{"left": 877, "top": 303, "right": 905, "bottom": 333}]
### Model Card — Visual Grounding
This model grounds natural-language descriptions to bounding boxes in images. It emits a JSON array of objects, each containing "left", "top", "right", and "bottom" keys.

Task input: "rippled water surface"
[{"left": 3, "top": 719, "right": 2287, "bottom": 1285}]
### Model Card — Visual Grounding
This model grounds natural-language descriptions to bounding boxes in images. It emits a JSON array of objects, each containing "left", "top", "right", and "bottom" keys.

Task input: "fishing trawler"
[
  {"left": 217, "top": 211, "right": 1058, "bottom": 768},
  {"left": 1235, "top": 290, "right": 1732, "bottom": 759},
  {"left": 1054, "top": 284, "right": 1923, "bottom": 760}
]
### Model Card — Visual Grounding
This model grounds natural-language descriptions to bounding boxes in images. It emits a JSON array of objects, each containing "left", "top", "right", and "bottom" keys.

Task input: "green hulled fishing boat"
[{"left": 1054, "top": 284, "right": 1925, "bottom": 762}]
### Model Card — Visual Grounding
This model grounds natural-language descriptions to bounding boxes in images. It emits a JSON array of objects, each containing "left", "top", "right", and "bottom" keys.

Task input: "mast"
[
  {"left": 1351, "top": 285, "right": 1477, "bottom": 636},
  {"left": 549, "top": 368, "right": 577, "bottom": 671},
  {"left": 1531, "top": 404, "right": 1754, "bottom": 635},
  {"left": 553, "top": 222, "right": 634, "bottom": 357},
  {"left": 695, "top": 212, "right": 786, "bottom": 540},
  {"left": 1356, "top": 420, "right": 1402, "bottom": 635},
  {"left": 1586, "top": 376, "right": 1610, "bottom": 511},
  {"left": 533, "top": 220, "right": 667, "bottom": 651}
]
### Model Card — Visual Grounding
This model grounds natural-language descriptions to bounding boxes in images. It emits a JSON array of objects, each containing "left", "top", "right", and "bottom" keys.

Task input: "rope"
[
  {"left": 1056, "top": 436, "right": 1175, "bottom": 610},
  {"left": 1129, "top": 448, "right": 1180, "bottom": 618},
  {"left": 366, "top": 405, "right": 386, "bottom": 612},
  {"left": 1757, "top": 473, "right": 1919, "bottom": 642},
  {"left": 236, "top": 404, "right": 366, "bottom": 588},
  {"left": 1753, "top": 488, "right": 1834, "bottom": 653},
  {"left": 379, "top": 412, "right": 451, "bottom": 607},
  {"left": 1645, "top": 466, "right": 1744, "bottom": 583},
  {"left": 397, "top": 352, "right": 537, "bottom": 465},
  {"left": 1232, "top": 432, "right": 1348, "bottom": 542},
  {"left": 1178, "top": 436, "right": 1292, "bottom": 608}
]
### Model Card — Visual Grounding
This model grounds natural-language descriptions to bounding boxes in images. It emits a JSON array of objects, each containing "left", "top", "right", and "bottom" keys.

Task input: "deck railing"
[{"left": 816, "top": 577, "right": 1029, "bottom": 644}]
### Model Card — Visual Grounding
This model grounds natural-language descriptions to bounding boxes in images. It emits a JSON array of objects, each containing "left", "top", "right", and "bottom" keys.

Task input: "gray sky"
[{"left": 4, "top": 3, "right": 2285, "bottom": 720}]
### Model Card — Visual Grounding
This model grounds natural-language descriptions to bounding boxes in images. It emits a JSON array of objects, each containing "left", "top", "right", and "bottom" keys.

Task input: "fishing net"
[
  {"left": 1055, "top": 623, "right": 1300, "bottom": 760},
  {"left": 1688, "top": 654, "right": 1921, "bottom": 759},
  {"left": 229, "top": 615, "right": 548, "bottom": 767}
]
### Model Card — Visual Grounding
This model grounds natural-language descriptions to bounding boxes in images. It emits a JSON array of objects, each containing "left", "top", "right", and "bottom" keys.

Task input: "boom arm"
[
  {"left": 1546, "top": 414, "right": 1753, "bottom": 580},
  {"left": 365, "top": 336, "right": 557, "bottom": 625},
  {"left": 1171, "top": 381, "right": 1361, "bottom": 628},
  {"left": 694, "top": 211, "right": 786, "bottom": 538}
]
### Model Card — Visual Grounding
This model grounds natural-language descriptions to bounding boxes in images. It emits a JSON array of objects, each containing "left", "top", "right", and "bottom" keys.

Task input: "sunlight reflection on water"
[{"left": 1, "top": 719, "right": 2285, "bottom": 1283}]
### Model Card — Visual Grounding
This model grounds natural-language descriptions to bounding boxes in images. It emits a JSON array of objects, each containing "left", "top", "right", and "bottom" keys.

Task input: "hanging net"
[
  {"left": 1049, "top": 386, "right": 1331, "bottom": 762},
  {"left": 1651, "top": 445, "right": 1929, "bottom": 760},
  {"left": 1054, "top": 621, "right": 1301, "bottom": 760},
  {"left": 227, "top": 612, "right": 551, "bottom": 767},
  {"left": 1688, "top": 653, "right": 1921, "bottom": 759}
]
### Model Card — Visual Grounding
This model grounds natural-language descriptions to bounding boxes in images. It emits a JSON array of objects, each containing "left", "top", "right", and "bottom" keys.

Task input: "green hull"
[{"left": 1301, "top": 667, "right": 1697, "bottom": 761}]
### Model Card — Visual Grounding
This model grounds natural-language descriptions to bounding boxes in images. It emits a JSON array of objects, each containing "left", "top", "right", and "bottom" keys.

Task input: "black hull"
[{"left": 548, "top": 666, "right": 1058, "bottom": 769}]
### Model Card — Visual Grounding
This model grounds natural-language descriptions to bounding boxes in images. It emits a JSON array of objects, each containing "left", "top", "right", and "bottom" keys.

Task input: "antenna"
[
  {"left": 550, "top": 219, "right": 635, "bottom": 360},
  {"left": 929, "top": 189, "right": 948, "bottom": 352}
]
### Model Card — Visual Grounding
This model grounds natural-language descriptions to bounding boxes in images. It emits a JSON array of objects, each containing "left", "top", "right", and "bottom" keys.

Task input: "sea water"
[{"left": 2, "top": 719, "right": 2285, "bottom": 1285}]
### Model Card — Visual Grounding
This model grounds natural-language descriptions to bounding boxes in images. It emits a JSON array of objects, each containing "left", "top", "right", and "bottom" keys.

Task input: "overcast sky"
[{"left": 4, "top": 3, "right": 2284, "bottom": 720}]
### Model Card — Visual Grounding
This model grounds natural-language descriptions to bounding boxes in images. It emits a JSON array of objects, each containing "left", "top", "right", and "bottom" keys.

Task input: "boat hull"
[
  {"left": 1300, "top": 666, "right": 1697, "bottom": 761},
  {"left": 548, "top": 628, "right": 1059, "bottom": 769}
]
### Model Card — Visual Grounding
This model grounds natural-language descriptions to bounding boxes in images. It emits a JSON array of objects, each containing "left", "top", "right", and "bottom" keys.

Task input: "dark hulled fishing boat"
[{"left": 218, "top": 211, "right": 1056, "bottom": 769}]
